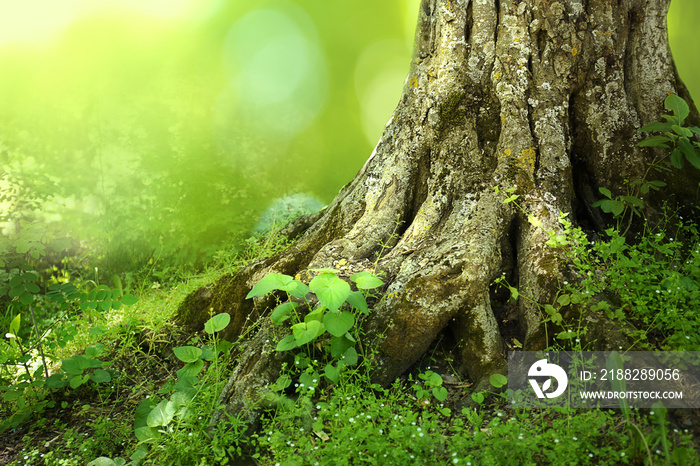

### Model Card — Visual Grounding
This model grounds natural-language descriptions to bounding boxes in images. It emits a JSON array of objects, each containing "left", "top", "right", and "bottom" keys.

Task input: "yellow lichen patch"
[
  {"left": 503, "top": 148, "right": 512, "bottom": 157},
  {"left": 409, "top": 77, "right": 418, "bottom": 88},
  {"left": 518, "top": 147, "right": 537, "bottom": 173},
  {"left": 513, "top": 37, "right": 520, "bottom": 42},
  {"left": 571, "top": 47, "right": 578, "bottom": 57},
  {"left": 500, "top": 114, "right": 505, "bottom": 123}
]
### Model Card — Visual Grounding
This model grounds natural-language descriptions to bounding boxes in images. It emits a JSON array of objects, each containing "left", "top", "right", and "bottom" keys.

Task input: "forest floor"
[{"left": 2, "top": 222, "right": 700, "bottom": 465}]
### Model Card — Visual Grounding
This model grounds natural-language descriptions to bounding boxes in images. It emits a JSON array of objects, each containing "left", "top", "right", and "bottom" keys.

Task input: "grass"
[{"left": 1, "top": 217, "right": 700, "bottom": 465}]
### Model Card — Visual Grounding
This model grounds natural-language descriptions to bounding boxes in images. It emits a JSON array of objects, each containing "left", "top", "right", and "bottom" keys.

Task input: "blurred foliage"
[
  {"left": 0, "top": 0, "right": 417, "bottom": 274},
  {"left": 0, "top": 0, "right": 697, "bottom": 277}
]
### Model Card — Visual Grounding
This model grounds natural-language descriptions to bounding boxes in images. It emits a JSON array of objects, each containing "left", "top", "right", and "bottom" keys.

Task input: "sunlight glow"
[{"left": 0, "top": 0, "right": 211, "bottom": 45}]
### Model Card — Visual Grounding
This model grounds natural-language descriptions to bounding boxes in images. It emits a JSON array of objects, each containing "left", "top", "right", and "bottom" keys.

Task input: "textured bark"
[{"left": 178, "top": 0, "right": 699, "bottom": 423}]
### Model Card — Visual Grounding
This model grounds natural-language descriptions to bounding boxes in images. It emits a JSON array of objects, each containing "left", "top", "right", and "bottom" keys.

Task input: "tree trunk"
[{"left": 177, "top": 0, "right": 699, "bottom": 425}]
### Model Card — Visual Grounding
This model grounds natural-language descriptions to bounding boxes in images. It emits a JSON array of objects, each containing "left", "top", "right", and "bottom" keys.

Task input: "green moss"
[{"left": 438, "top": 91, "right": 466, "bottom": 134}]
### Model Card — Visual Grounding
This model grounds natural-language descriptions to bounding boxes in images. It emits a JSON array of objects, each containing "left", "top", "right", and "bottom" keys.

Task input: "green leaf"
[
  {"left": 134, "top": 426, "right": 160, "bottom": 442},
  {"left": 69, "top": 374, "right": 89, "bottom": 389},
  {"left": 679, "top": 138, "right": 700, "bottom": 169},
  {"left": 330, "top": 334, "right": 354, "bottom": 358},
  {"left": 87, "top": 457, "right": 119, "bottom": 466},
  {"left": 670, "top": 148, "right": 684, "bottom": 168},
  {"left": 489, "top": 373, "right": 508, "bottom": 388},
  {"left": 288, "top": 280, "right": 310, "bottom": 300},
  {"left": 323, "top": 310, "right": 354, "bottom": 337},
  {"left": 134, "top": 397, "right": 159, "bottom": 429},
  {"left": 339, "top": 346, "right": 358, "bottom": 366},
  {"left": 121, "top": 294, "right": 138, "bottom": 306},
  {"left": 176, "top": 359, "right": 204, "bottom": 379},
  {"left": 292, "top": 320, "right": 323, "bottom": 346},
  {"left": 85, "top": 343, "right": 105, "bottom": 359},
  {"left": 597, "top": 187, "right": 612, "bottom": 199},
  {"left": 26, "top": 283, "right": 40, "bottom": 293},
  {"left": 310, "top": 273, "right": 351, "bottom": 311},
  {"left": 147, "top": 399, "right": 176, "bottom": 427},
  {"left": 270, "top": 302, "right": 297, "bottom": 325},
  {"left": 557, "top": 330, "right": 576, "bottom": 340},
  {"left": 637, "top": 135, "right": 671, "bottom": 148},
  {"left": 204, "top": 313, "right": 231, "bottom": 334},
  {"left": 9, "top": 285, "right": 23, "bottom": 299},
  {"left": 173, "top": 375, "right": 199, "bottom": 392},
  {"left": 90, "top": 369, "right": 111, "bottom": 384},
  {"left": 14, "top": 239, "right": 31, "bottom": 254},
  {"left": 428, "top": 372, "right": 443, "bottom": 386},
  {"left": 620, "top": 196, "right": 644, "bottom": 208},
  {"left": 471, "top": 392, "right": 485, "bottom": 404},
  {"left": 557, "top": 294, "right": 571, "bottom": 306},
  {"left": 62, "top": 355, "right": 92, "bottom": 375},
  {"left": 665, "top": 94, "right": 689, "bottom": 124},
  {"left": 349, "top": 271, "right": 384, "bottom": 290},
  {"left": 19, "top": 291, "right": 34, "bottom": 306},
  {"left": 638, "top": 121, "right": 674, "bottom": 133},
  {"left": 9, "top": 313, "right": 20, "bottom": 336},
  {"left": 599, "top": 199, "right": 625, "bottom": 216},
  {"left": 276, "top": 335, "right": 298, "bottom": 351},
  {"left": 246, "top": 273, "right": 297, "bottom": 298},
  {"left": 346, "top": 291, "right": 369, "bottom": 314},
  {"left": 173, "top": 346, "right": 203, "bottom": 363},
  {"left": 324, "top": 363, "right": 340, "bottom": 384},
  {"left": 672, "top": 125, "right": 693, "bottom": 138},
  {"left": 432, "top": 386, "right": 448, "bottom": 402},
  {"left": 44, "top": 374, "right": 67, "bottom": 389},
  {"left": 304, "top": 306, "right": 324, "bottom": 323},
  {"left": 2, "top": 390, "right": 20, "bottom": 401}
]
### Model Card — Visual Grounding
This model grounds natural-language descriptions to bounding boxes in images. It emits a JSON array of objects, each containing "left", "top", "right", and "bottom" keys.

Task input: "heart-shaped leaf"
[
  {"left": 176, "top": 359, "right": 204, "bottom": 379},
  {"left": 310, "top": 273, "right": 350, "bottom": 311},
  {"left": 173, "top": 346, "right": 202, "bottom": 363},
  {"left": 271, "top": 302, "right": 297, "bottom": 325},
  {"left": 292, "top": 320, "right": 323, "bottom": 346},
  {"left": 147, "top": 399, "right": 176, "bottom": 427},
  {"left": 323, "top": 310, "right": 354, "bottom": 337},
  {"left": 330, "top": 334, "right": 354, "bottom": 358},
  {"left": 432, "top": 386, "right": 448, "bottom": 402},
  {"left": 324, "top": 363, "right": 340, "bottom": 384},
  {"left": 276, "top": 335, "right": 298, "bottom": 351}
]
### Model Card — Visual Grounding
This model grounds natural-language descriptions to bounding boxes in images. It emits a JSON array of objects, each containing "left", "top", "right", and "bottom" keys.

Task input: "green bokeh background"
[{"left": 0, "top": 0, "right": 698, "bottom": 271}]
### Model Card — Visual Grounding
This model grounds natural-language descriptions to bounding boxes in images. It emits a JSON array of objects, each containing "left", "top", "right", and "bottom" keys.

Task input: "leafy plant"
[
  {"left": 411, "top": 370, "right": 448, "bottom": 405},
  {"left": 246, "top": 269, "right": 383, "bottom": 384},
  {"left": 593, "top": 94, "right": 698, "bottom": 235},
  {"left": 128, "top": 312, "right": 238, "bottom": 464}
]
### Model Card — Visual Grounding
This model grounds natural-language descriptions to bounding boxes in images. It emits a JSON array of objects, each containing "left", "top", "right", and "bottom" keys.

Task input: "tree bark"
[{"left": 178, "top": 0, "right": 699, "bottom": 424}]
